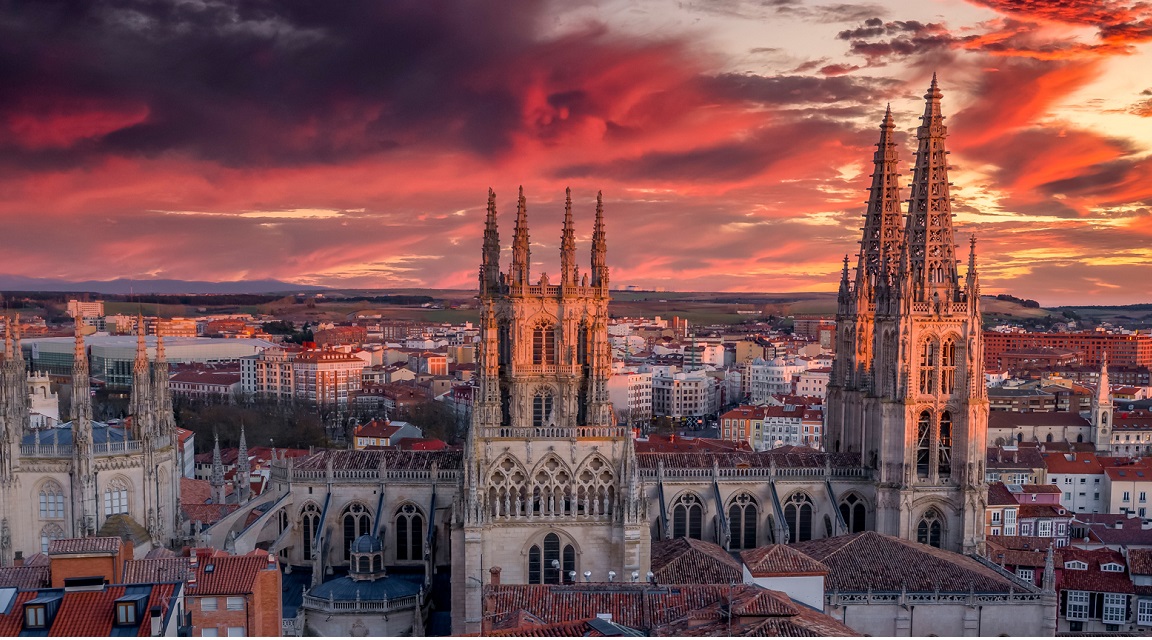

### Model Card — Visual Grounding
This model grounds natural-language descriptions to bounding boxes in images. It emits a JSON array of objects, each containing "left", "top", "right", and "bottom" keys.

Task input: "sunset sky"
[{"left": 3, "top": 0, "right": 1152, "bottom": 305}]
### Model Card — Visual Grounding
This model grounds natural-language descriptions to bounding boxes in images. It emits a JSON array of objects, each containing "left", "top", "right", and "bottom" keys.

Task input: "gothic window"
[
  {"left": 938, "top": 411, "right": 952, "bottom": 478},
  {"left": 728, "top": 493, "right": 758, "bottom": 549},
  {"left": 916, "top": 411, "right": 931, "bottom": 478},
  {"left": 395, "top": 504, "right": 424, "bottom": 562},
  {"left": 783, "top": 493, "right": 812, "bottom": 543},
  {"left": 531, "top": 455, "right": 573, "bottom": 517},
  {"left": 941, "top": 339, "right": 956, "bottom": 394},
  {"left": 672, "top": 493, "right": 703, "bottom": 540},
  {"left": 576, "top": 455, "right": 615, "bottom": 518},
  {"left": 533, "top": 388, "right": 555, "bottom": 428},
  {"left": 277, "top": 510, "right": 289, "bottom": 559},
  {"left": 528, "top": 533, "right": 575, "bottom": 584},
  {"left": 919, "top": 339, "right": 938, "bottom": 394},
  {"left": 342, "top": 503, "right": 371, "bottom": 561},
  {"left": 839, "top": 494, "right": 867, "bottom": 534},
  {"left": 103, "top": 478, "right": 129, "bottom": 517},
  {"left": 301, "top": 503, "right": 320, "bottom": 559},
  {"left": 488, "top": 456, "right": 528, "bottom": 518},
  {"left": 532, "top": 323, "right": 556, "bottom": 365},
  {"left": 40, "top": 523, "right": 64, "bottom": 553},
  {"left": 577, "top": 322, "right": 589, "bottom": 366},
  {"left": 916, "top": 509, "right": 944, "bottom": 548},
  {"left": 39, "top": 482, "right": 65, "bottom": 520}
]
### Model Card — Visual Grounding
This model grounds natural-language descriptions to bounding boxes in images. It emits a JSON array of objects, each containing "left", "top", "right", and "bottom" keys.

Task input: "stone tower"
[
  {"left": 71, "top": 315, "right": 98, "bottom": 536},
  {"left": 1093, "top": 354, "right": 1112, "bottom": 453},
  {"left": 828, "top": 76, "right": 988, "bottom": 553},
  {"left": 454, "top": 188, "right": 647, "bottom": 635}
]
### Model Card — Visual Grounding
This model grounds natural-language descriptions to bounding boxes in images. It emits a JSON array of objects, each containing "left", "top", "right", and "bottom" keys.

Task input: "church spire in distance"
[
  {"left": 590, "top": 191, "right": 608, "bottom": 289},
  {"left": 560, "top": 187, "right": 577, "bottom": 286},
  {"left": 480, "top": 188, "right": 501, "bottom": 296},
  {"left": 904, "top": 73, "right": 960, "bottom": 304}
]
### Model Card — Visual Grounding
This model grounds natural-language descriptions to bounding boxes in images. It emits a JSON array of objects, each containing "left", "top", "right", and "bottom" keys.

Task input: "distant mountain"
[{"left": 0, "top": 276, "right": 327, "bottom": 294}]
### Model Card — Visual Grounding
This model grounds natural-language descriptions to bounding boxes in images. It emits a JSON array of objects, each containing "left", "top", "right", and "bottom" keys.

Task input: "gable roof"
[
  {"left": 790, "top": 531, "right": 1033, "bottom": 594},
  {"left": 47, "top": 537, "right": 122, "bottom": 555},
  {"left": 740, "top": 545, "right": 828, "bottom": 577},
  {"left": 651, "top": 538, "right": 742, "bottom": 585}
]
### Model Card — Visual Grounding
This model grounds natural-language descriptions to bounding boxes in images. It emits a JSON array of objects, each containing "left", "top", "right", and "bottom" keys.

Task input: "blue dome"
[{"left": 351, "top": 534, "right": 382, "bottom": 554}]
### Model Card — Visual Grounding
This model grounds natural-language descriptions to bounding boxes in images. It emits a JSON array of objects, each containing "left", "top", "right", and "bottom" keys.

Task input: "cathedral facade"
[
  {"left": 0, "top": 317, "right": 181, "bottom": 565},
  {"left": 210, "top": 77, "right": 992, "bottom": 635}
]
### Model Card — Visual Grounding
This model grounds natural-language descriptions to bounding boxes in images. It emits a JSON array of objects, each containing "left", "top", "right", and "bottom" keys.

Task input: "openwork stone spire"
[
  {"left": 904, "top": 74, "right": 960, "bottom": 304},
  {"left": 590, "top": 191, "right": 608, "bottom": 288},
  {"left": 480, "top": 187, "right": 501, "bottom": 296},
  {"left": 210, "top": 432, "right": 226, "bottom": 505},
  {"left": 857, "top": 104, "right": 905, "bottom": 298},
  {"left": 236, "top": 424, "right": 250, "bottom": 503},
  {"left": 71, "top": 314, "right": 96, "bottom": 536},
  {"left": 560, "top": 187, "right": 577, "bottom": 286},
  {"left": 510, "top": 186, "right": 531, "bottom": 286},
  {"left": 129, "top": 315, "right": 152, "bottom": 437}
]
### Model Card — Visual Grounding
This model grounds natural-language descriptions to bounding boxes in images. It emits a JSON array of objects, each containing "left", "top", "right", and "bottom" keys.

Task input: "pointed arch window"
[
  {"left": 941, "top": 339, "right": 956, "bottom": 394},
  {"left": 528, "top": 533, "right": 575, "bottom": 584},
  {"left": 395, "top": 504, "right": 424, "bottom": 562},
  {"left": 533, "top": 388, "right": 555, "bottom": 428},
  {"left": 40, "top": 523, "right": 64, "bottom": 553},
  {"left": 532, "top": 323, "right": 556, "bottom": 365},
  {"left": 672, "top": 494, "right": 703, "bottom": 540},
  {"left": 783, "top": 493, "right": 812, "bottom": 543},
  {"left": 103, "top": 478, "right": 129, "bottom": 517},
  {"left": 39, "top": 482, "right": 65, "bottom": 520},
  {"left": 919, "top": 339, "right": 938, "bottom": 394},
  {"left": 277, "top": 510, "right": 290, "bottom": 559},
  {"left": 916, "top": 509, "right": 944, "bottom": 548},
  {"left": 839, "top": 494, "right": 867, "bottom": 534},
  {"left": 301, "top": 503, "right": 320, "bottom": 559},
  {"left": 342, "top": 503, "right": 371, "bottom": 561},
  {"left": 938, "top": 411, "right": 952, "bottom": 478},
  {"left": 728, "top": 493, "right": 758, "bottom": 550},
  {"left": 916, "top": 411, "right": 931, "bottom": 479}
]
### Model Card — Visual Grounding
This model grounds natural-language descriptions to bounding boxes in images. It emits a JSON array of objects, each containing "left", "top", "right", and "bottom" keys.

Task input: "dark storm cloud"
[
  {"left": 0, "top": 0, "right": 620, "bottom": 168},
  {"left": 702, "top": 73, "right": 901, "bottom": 105}
]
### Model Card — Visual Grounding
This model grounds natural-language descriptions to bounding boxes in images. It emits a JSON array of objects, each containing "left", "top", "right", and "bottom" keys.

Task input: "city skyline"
[{"left": 2, "top": 0, "right": 1151, "bottom": 305}]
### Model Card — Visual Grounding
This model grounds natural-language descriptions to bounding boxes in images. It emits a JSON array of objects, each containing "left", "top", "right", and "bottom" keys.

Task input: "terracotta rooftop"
[
  {"left": 1129, "top": 548, "right": 1152, "bottom": 575},
  {"left": 483, "top": 583, "right": 858, "bottom": 637},
  {"left": 0, "top": 564, "right": 50, "bottom": 590},
  {"left": 791, "top": 532, "right": 1034, "bottom": 594},
  {"left": 290, "top": 448, "right": 461, "bottom": 471},
  {"left": 650, "top": 538, "right": 742, "bottom": 585},
  {"left": 1059, "top": 547, "right": 1133, "bottom": 595},
  {"left": 47, "top": 537, "right": 122, "bottom": 555},
  {"left": 987, "top": 482, "right": 1016, "bottom": 506},
  {"left": 740, "top": 545, "right": 828, "bottom": 577},
  {"left": 0, "top": 583, "right": 178, "bottom": 637},
  {"left": 988, "top": 412, "right": 1090, "bottom": 429},
  {"left": 636, "top": 449, "right": 860, "bottom": 470},
  {"left": 1041, "top": 451, "right": 1104, "bottom": 475}
]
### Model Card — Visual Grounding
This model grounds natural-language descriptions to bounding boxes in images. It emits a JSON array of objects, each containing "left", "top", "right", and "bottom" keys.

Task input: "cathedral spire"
[
  {"left": 965, "top": 236, "right": 980, "bottom": 298},
  {"left": 510, "top": 186, "right": 531, "bottom": 286},
  {"left": 480, "top": 188, "right": 501, "bottom": 297},
  {"left": 590, "top": 191, "right": 608, "bottom": 290},
  {"left": 71, "top": 313, "right": 96, "bottom": 536},
  {"left": 236, "top": 424, "right": 250, "bottom": 504},
  {"left": 210, "top": 431, "right": 226, "bottom": 505},
  {"left": 905, "top": 74, "right": 960, "bottom": 304},
  {"left": 129, "top": 315, "right": 152, "bottom": 438},
  {"left": 560, "top": 187, "right": 577, "bottom": 286},
  {"left": 857, "top": 104, "right": 905, "bottom": 300}
]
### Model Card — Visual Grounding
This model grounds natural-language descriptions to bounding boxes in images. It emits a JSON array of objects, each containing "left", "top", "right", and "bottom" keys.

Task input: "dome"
[{"left": 351, "top": 534, "right": 382, "bottom": 554}]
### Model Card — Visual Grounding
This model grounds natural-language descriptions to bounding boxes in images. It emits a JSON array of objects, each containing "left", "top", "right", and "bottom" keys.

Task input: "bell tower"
[
  {"left": 455, "top": 188, "right": 646, "bottom": 635},
  {"left": 830, "top": 76, "right": 988, "bottom": 553}
]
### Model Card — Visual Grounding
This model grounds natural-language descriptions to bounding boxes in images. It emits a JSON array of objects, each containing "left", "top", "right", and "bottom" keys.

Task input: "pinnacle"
[{"left": 926, "top": 73, "right": 942, "bottom": 100}]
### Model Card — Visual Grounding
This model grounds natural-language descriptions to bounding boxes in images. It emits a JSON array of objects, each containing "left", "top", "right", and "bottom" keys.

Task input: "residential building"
[
  {"left": 984, "top": 331, "right": 1152, "bottom": 369},
  {"left": 291, "top": 348, "right": 365, "bottom": 405},
  {"left": 351, "top": 419, "right": 422, "bottom": 449},
  {"left": 606, "top": 368, "right": 652, "bottom": 426}
]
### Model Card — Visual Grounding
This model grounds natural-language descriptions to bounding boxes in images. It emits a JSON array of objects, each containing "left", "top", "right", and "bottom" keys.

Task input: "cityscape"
[{"left": 3, "top": 0, "right": 1152, "bottom": 638}]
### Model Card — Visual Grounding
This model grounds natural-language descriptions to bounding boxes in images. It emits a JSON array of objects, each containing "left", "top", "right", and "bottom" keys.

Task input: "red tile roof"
[
  {"left": 987, "top": 482, "right": 1015, "bottom": 506},
  {"left": 122, "top": 558, "right": 192, "bottom": 584},
  {"left": 0, "top": 592, "right": 35, "bottom": 636},
  {"left": 740, "top": 545, "right": 828, "bottom": 577},
  {"left": 47, "top": 537, "right": 121, "bottom": 555},
  {"left": 651, "top": 538, "right": 743, "bottom": 584},
  {"left": 187, "top": 554, "right": 274, "bottom": 595},
  {"left": 1059, "top": 547, "right": 1133, "bottom": 595},
  {"left": 0, "top": 564, "right": 50, "bottom": 590},
  {"left": 0, "top": 583, "right": 178, "bottom": 637}
]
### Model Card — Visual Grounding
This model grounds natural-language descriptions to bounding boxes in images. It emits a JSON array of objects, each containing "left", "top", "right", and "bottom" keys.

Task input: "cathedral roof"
[
  {"left": 636, "top": 449, "right": 860, "bottom": 470},
  {"left": 308, "top": 573, "right": 422, "bottom": 602},
  {"left": 740, "top": 545, "right": 828, "bottom": 577},
  {"left": 290, "top": 448, "right": 461, "bottom": 471},
  {"left": 790, "top": 531, "right": 1035, "bottom": 594},
  {"left": 96, "top": 514, "right": 151, "bottom": 547},
  {"left": 20, "top": 421, "right": 129, "bottom": 446},
  {"left": 650, "top": 538, "right": 742, "bottom": 585}
]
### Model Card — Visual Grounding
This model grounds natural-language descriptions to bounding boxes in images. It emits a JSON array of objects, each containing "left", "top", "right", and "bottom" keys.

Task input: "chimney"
[
  {"left": 489, "top": 566, "right": 502, "bottom": 586},
  {"left": 13, "top": 551, "right": 23, "bottom": 567},
  {"left": 596, "top": 613, "right": 613, "bottom": 622},
  {"left": 150, "top": 606, "right": 162, "bottom": 637}
]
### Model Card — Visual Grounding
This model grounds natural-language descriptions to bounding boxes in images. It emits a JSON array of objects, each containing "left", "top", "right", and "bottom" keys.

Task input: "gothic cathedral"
[
  {"left": 453, "top": 188, "right": 649, "bottom": 634},
  {"left": 825, "top": 76, "right": 989, "bottom": 553}
]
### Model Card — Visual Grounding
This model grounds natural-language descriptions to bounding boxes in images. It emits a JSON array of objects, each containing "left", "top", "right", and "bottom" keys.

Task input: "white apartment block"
[
  {"left": 748, "top": 357, "right": 807, "bottom": 403},
  {"left": 607, "top": 369, "right": 653, "bottom": 426},
  {"left": 652, "top": 369, "right": 720, "bottom": 419},
  {"left": 66, "top": 299, "right": 105, "bottom": 318},
  {"left": 240, "top": 346, "right": 297, "bottom": 400},
  {"left": 293, "top": 349, "right": 366, "bottom": 405}
]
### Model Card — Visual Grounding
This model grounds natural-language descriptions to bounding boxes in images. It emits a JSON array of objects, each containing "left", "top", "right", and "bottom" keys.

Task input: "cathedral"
[
  {"left": 0, "top": 316, "right": 182, "bottom": 565},
  {"left": 208, "top": 77, "right": 991, "bottom": 635}
]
